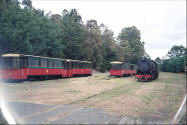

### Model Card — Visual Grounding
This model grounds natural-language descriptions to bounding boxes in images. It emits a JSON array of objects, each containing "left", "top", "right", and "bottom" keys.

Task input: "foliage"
[
  {"left": 0, "top": 0, "right": 147, "bottom": 72},
  {"left": 155, "top": 45, "right": 186, "bottom": 73},
  {"left": 0, "top": 0, "right": 64, "bottom": 57},
  {"left": 117, "top": 26, "right": 145, "bottom": 64}
]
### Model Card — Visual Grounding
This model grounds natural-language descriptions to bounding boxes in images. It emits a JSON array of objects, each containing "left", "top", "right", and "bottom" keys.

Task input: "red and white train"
[
  {"left": 110, "top": 61, "right": 136, "bottom": 77},
  {"left": 0, "top": 54, "right": 92, "bottom": 82}
]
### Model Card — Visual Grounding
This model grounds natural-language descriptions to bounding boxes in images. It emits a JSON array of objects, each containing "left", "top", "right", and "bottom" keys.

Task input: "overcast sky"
[{"left": 31, "top": 0, "right": 186, "bottom": 60}]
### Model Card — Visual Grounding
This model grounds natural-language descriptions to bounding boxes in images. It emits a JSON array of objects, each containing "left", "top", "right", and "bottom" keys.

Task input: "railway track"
[{"left": 66, "top": 82, "right": 138, "bottom": 105}]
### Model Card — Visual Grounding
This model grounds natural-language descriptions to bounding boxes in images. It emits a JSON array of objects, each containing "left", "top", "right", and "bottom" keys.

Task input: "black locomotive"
[{"left": 135, "top": 57, "right": 159, "bottom": 81}]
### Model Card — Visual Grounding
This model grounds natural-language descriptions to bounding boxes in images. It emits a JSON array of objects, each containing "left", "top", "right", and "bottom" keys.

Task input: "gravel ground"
[{"left": 5, "top": 101, "right": 165, "bottom": 124}]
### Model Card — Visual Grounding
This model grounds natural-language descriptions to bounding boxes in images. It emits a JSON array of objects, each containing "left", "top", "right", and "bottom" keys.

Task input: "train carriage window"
[
  {"left": 34, "top": 59, "right": 40, "bottom": 68},
  {"left": 111, "top": 64, "right": 122, "bottom": 70},
  {"left": 80, "top": 63, "right": 83, "bottom": 69},
  {"left": 73, "top": 62, "right": 76, "bottom": 68},
  {"left": 21, "top": 57, "right": 28, "bottom": 68},
  {"left": 48, "top": 59, "right": 53, "bottom": 68},
  {"left": 13, "top": 57, "right": 20, "bottom": 69},
  {"left": 78, "top": 62, "right": 80, "bottom": 69},
  {"left": 28, "top": 57, "right": 40, "bottom": 68},
  {"left": 28, "top": 58, "right": 32, "bottom": 67},
  {"left": 58, "top": 60, "right": 62, "bottom": 68},
  {"left": 62, "top": 61, "right": 65, "bottom": 69},
  {"left": 74, "top": 62, "right": 76, "bottom": 68},
  {"left": 84, "top": 63, "right": 86, "bottom": 69},
  {"left": 85, "top": 63, "right": 87, "bottom": 69},
  {"left": 2, "top": 57, "right": 21, "bottom": 69},
  {"left": 76, "top": 62, "right": 78, "bottom": 68},
  {"left": 56, "top": 60, "right": 59, "bottom": 68},
  {"left": 82, "top": 63, "right": 84, "bottom": 69},
  {"left": 53, "top": 59, "right": 62, "bottom": 68},
  {"left": 40, "top": 58, "right": 48, "bottom": 68},
  {"left": 2, "top": 57, "right": 12, "bottom": 69},
  {"left": 83, "top": 63, "right": 85, "bottom": 69},
  {"left": 12, "top": 58, "right": 16, "bottom": 69},
  {"left": 53, "top": 60, "right": 57, "bottom": 68},
  {"left": 77, "top": 62, "right": 79, "bottom": 69},
  {"left": 12, "top": 58, "right": 17, "bottom": 69}
]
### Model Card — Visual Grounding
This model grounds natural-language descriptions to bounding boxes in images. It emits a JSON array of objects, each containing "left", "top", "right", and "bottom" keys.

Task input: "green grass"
[
  {"left": 158, "top": 72, "right": 186, "bottom": 84},
  {"left": 73, "top": 81, "right": 141, "bottom": 106}
]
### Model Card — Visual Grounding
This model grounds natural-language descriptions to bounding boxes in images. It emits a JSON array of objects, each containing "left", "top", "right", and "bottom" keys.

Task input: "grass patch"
[{"left": 62, "top": 90, "right": 80, "bottom": 94}]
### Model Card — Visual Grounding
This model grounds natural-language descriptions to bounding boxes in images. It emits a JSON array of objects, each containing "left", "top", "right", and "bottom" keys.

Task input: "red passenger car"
[
  {"left": 0, "top": 54, "right": 92, "bottom": 82},
  {"left": 110, "top": 61, "right": 136, "bottom": 77}
]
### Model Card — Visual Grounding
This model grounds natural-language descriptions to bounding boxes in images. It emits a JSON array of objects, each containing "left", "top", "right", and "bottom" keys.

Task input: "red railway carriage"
[
  {"left": 110, "top": 61, "right": 136, "bottom": 77},
  {"left": 71, "top": 60, "right": 92, "bottom": 77},
  {"left": 110, "top": 62, "right": 123, "bottom": 77},
  {"left": 0, "top": 54, "right": 92, "bottom": 82}
]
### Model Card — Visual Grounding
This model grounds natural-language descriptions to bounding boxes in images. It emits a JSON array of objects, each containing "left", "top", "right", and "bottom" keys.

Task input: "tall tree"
[
  {"left": 61, "top": 9, "right": 85, "bottom": 60},
  {"left": 117, "top": 26, "right": 145, "bottom": 64}
]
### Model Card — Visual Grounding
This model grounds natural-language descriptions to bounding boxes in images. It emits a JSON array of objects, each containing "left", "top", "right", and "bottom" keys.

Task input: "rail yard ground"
[{"left": 0, "top": 72, "right": 186, "bottom": 124}]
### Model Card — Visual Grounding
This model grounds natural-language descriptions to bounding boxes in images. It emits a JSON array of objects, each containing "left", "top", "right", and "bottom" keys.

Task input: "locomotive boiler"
[{"left": 135, "top": 57, "right": 159, "bottom": 82}]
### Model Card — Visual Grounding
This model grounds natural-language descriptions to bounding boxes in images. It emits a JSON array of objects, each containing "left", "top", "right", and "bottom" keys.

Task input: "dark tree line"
[
  {"left": 155, "top": 45, "right": 187, "bottom": 73},
  {"left": 0, "top": 0, "right": 147, "bottom": 72}
]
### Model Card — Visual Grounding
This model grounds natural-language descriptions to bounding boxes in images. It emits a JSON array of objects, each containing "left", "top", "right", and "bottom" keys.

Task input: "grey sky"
[{"left": 32, "top": 0, "right": 186, "bottom": 59}]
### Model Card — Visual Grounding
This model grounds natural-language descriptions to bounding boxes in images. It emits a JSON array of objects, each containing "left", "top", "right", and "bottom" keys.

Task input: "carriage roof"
[
  {"left": 1, "top": 54, "right": 92, "bottom": 63},
  {"left": 71, "top": 59, "right": 92, "bottom": 63},
  {"left": 110, "top": 61, "right": 123, "bottom": 64}
]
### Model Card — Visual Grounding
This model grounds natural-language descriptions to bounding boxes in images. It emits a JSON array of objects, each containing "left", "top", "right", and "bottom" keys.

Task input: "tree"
[
  {"left": 60, "top": 9, "right": 85, "bottom": 60},
  {"left": 117, "top": 26, "right": 145, "bottom": 64},
  {"left": 0, "top": 2, "right": 151, "bottom": 72},
  {"left": 22, "top": 0, "right": 32, "bottom": 9},
  {"left": 160, "top": 45, "right": 186, "bottom": 73},
  {"left": 0, "top": 0, "right": 6, "bottom": 13},
  {"left": 167, "top": 45, "right": 186, "bottom": 58},
  {"left": 155, "top": 57, "right": 162, "bottom": 64},
  {"left": 0, "top": 1, "right": 64, "bottom": 57}
]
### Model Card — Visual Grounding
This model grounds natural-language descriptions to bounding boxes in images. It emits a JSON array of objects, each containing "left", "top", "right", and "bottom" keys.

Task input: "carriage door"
[{"left": 67, "top": 61, "right": 73, "bottom": 77}]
